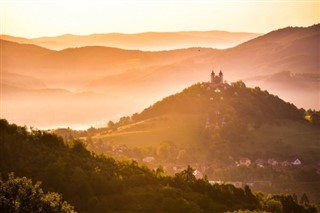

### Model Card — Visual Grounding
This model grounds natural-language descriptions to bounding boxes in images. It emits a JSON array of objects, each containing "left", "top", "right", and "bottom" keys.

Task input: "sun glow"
[{"left": 1, "top": 0, "right": 319, "bottom": 37}]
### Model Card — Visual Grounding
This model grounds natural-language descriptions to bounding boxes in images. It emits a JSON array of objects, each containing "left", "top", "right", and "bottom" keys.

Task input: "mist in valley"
[{"left": 2, "top": 25, "right": 319, "bottom": 129}]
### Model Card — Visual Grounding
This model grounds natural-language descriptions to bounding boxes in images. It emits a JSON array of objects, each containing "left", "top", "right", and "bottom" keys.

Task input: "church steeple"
[
  {"left": 211, "top": 70, "right": 215, "bottom": 83},
  {"left": 210, "top": 69, "right": 223, "bottom": 85},
  {"left": 219, "top": 70, "right": 223, "bottom": 83}
]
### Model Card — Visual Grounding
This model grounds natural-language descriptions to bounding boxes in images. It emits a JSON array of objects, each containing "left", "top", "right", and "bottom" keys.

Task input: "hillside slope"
[
  {"left": 2, "top": 24, "right": 318, "bottom": 88},
  {"left": 83, "top": 24, "right": 319, "bottom": 109},
  {"left": 1, "top": 24, "right": 319, "bottom": 129},
  {"left": 212, "top": 24, "right": 320, "bottom": 78},
  {"left": 1, "top": 31, "right": 261, "bottom": 50},
  {"left": 0, "top": 39, "right": 217, "bottom": 88},
  {"left": 1, "top": 119, "right": 272, "bottom": 213},
  {"left": 91, "top": 81, "right": 318, "bottom": 160},
  {"left": 85, "top": 82, "right": 320, "bottom": 200}
]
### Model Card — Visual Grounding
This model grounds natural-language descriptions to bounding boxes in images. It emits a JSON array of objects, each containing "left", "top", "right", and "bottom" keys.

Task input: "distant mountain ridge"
[
  {"left": 83, "top": 24, "right": 319, "bottom": 109},
  {"left": 0, "top": 30, "right": 261, "bottom": 51},
  {"left": 214, "top": 24, "right": 320, "bottom": 77},
  {"left": 1, "top": 24, "right": 319, "bottom": 128}
]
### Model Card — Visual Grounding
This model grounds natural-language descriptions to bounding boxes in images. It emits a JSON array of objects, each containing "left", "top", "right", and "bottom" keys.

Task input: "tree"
[
  {"left": 231, "top": 81, "right": 246, "bottom": 88},
  {"left": 174, "top": 166, "right": 196, "bottom": 184},
  {"left": 310, "top": 113, "right": 320, "bottom": 125},
  {"left": 265, "top": 199, "right": 283, "bottom": 213},
  {"left": 155, "top": 165, "right": 164, "bottom": 178},
  {"left": 300, "top": 193, "right": 309, "bottom": 205},
  {"left": 0, "top": 173, "right": 75, "bottom": 213},
  {"left": 107, "top": 121, "right": 116, "bottom": 131},
  {"left": 156, "top": 142, "right": 171, "bottom": 161}
]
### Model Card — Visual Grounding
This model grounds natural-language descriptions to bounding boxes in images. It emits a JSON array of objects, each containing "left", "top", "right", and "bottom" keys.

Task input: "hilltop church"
[{"left": 210, "top": 70, "right": 223, "bottom": 86}]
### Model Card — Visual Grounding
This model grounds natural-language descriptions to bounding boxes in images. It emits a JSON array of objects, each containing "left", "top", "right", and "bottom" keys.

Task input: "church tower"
[
  {"left": 210, "top": 69, "right": 223, "bottom": 87},
  {"left": 219, "top": 70, "right": 223, "bottom": 84},
  {"left": 211, "top": 70, "right": 215, "bottom": 84}
]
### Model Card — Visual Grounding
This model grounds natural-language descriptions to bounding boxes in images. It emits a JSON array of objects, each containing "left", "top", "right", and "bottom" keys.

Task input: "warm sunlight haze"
[
  {"left": 1, "top": 0, "right": 319, "bottom": 37},
  {"left": 1, "top": 0, "right": 320, "bottom": 212}
]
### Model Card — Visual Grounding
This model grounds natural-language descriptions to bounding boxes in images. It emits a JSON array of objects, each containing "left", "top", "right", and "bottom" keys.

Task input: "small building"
[
  {"left": 209, "top": 180, "right": 223, "bottom": 185},
  {"left": 193, "top": 170, "right": 204, "bottom": 179},
  {"left": 142, "top": 156, "right": 155, "bottom": 163},
  {"left": 291, "top": 159, "right": 302, "bottom": 166},
  {"left": 239, "top": 158, "right": 251, "bottom": 167},
  {"left": 112, "top": 145, "right": 128, "bottom": 153},
  {"left": 214, "top": 88, "right": 221, "bottom": 93},
  {"left": 205, "top": 120, "right": 210, "bottom": 129},
  {"left": 231, "top": 181, "right": 243, "bottom": 188},
  {"left": 245, "top": 182, "right": 254, "bottom": 187},
  {"left": 255, "top": 159, "right": 265, "bottom": 168},
  {"left": 268, "top": 159, "right": 278, "bottom": 166}
]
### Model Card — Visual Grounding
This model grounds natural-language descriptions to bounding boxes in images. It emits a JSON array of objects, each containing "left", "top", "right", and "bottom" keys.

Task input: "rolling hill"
[
  {"left": 3, "top": 119, "right": 318, "bottom": 212},
  {"left": 1, "top": 30, "right": 261, "bottom": 51},
  {"left": 84, "top": 81, "right": 320, "bottom": 201},
  {"left": 0, "top": 39, "right": 218, "bottom": 88},
  {"left": 89, "top": 81, "right": 319, "bottom": 161},
  {"left": 81, "top": 24, "right": 319, "bottom": 110},
  {"left": 212, "top": 24, "right": 320, "bottom": 78},
  {"left": 84, "top": 24, "right": 319, "bottom": 92},
  {"left": 1, "top": 24, "right": 319, "bottom": 129},
  {"left": 0, "top": 119, "right": 277, "bottom": 213}
]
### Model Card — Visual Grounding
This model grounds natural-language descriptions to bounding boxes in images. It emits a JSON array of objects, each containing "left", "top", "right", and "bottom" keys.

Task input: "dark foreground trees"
[
  {"left": 0, "top": 173, "right": 74, "bottom": 213},
  {"left": 0, "top": 119, "right": 318, "bottom": 213}
]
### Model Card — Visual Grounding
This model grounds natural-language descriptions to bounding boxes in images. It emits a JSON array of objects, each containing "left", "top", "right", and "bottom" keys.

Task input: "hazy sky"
[{"left": 1, "top": 0, "right": 319, "bottom": 38}]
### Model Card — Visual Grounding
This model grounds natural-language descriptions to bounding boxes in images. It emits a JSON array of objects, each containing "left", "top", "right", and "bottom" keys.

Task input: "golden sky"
[{"left": 1, "top": 0, "right": 319, "bottom": 38}]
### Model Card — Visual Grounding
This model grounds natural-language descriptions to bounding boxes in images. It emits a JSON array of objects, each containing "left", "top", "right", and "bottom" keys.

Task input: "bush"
[{"left": 0, "top": 173, "right": 75, "bottom": 213}]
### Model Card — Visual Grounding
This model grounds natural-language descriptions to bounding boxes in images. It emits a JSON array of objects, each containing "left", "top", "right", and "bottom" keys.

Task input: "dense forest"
[{"left": 0, "top": 119, "right": 318, "bottom": 212}]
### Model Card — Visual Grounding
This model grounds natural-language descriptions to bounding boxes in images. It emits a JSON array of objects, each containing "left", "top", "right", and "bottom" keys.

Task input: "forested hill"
[
  {"left": 87, "top": 81, "right": 319, "bottom": 184},
  {"left": 104, "top": 81, "right": 310, "bottom": 160},
  {"left": 1, "top": 119, "right": 318, "bottom": 213},
  {"left": 132, "top": 81, "right": 303, "bottom": 122},
  {"left": 0, "top": 119, "right": 316, "bottom": 212}
]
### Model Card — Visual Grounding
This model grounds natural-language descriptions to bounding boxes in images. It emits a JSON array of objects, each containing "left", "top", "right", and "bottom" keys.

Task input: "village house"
[
  {"left": 142, "top": 156, "right": 155, "bottom": 163},
  {"left": 208, "top": 180, "right": 223, "bottom": 185},
  {"left": 239, "top": 158, "right": 251, "bottom": 167},
  {"left": 245, "top": 182, "right": 254, "bottom": 187},
  {"left": 255, "top": 159, "right": 265, "bottom": 168},
  {"left": 267, "top": 158, "right": 278, "bottom": 166},
  {"left": 214, "top": 88, "right": 221, "bottom": 93},
  {"left": 112, "top": 145, "right": 128, "bottom": 153},
  {"left": 193, "top": 170, "right": 204, "bottom": 179},
  {"left": 291, "top": 158, "right": 302, "bottom": 166},
  {"left": 231, "top": 181, "right": 243, "bottom": 188},
  {"left": 205, "top": 119, "right": 210, "bottom": 129}
]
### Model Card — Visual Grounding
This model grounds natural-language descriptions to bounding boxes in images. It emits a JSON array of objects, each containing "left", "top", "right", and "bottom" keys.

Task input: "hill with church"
[
  {"left": 73, "top": 72, "right": 320, "bottom": 201},
  {"left": 1, "top": 24, "right": 319, "bottom": 129}
]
